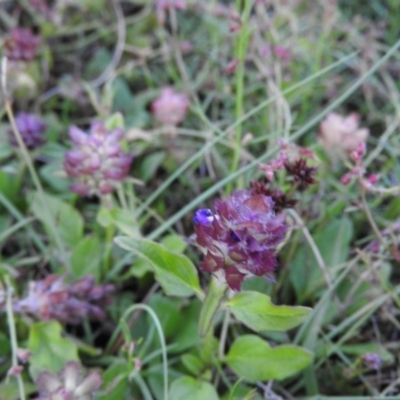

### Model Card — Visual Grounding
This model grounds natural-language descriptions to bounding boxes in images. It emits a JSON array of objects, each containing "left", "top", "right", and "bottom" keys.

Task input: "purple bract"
[
  {"left": 14, "top": 275, "right": 114, "bottom": 324},
  {"left": 194, "top": 190, "right": 287, "bottom": 290}
]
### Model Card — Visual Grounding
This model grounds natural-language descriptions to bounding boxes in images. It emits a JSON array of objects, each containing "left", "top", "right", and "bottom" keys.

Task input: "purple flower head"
[
  {"left": 34, "top": 361, "right": 102, "bottom": 400},
  {"left": 64, "top": 121, "right": 133, "bottom": 197},
  {"left": 4, "top": 28, "right": 41, "bottom": 62},
  {"left": 362, "top": 352, "right": 382, "bottom": 370},
  {"left": 14, "top": 275, "right": 114, "bottom": 324},
  {"left": 194, "top": 190, "right": 287, "bottom": 291},
  {"left": 151, "top": 87, "right": 189, "bottom": 126},
  {"left": 9, "top": 113, "right": 47, "bottom": 150}
]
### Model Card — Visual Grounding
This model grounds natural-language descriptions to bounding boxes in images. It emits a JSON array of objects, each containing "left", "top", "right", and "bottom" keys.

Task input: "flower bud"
[{"left": 9, "top": 113, "right": 46, "bottom": 150}]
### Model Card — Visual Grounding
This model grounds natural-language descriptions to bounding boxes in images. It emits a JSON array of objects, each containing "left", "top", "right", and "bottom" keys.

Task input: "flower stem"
[
  {"left": 5, "top": 277, "right": 25, "bottom": 400},
  {"left": 2, "top": 57, "right": 70, "bottom": 272},
  {"left": 228, "top": 0, "right": 253, "bottom": 193}
]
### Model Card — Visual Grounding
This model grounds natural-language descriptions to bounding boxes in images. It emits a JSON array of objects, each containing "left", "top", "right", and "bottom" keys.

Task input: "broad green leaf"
[
  {"left": 148, "top": 294, "right": 182, "bottom": 339},
  {"left": 30, "top": 192, "right": 83, "bottom": 249},
  {"left": 0, "top": 380, "right": 37, "bottom": 400},
  {"left": 98, "top": 361, "right": 129, "bottom": 400},
  {"left": 162, "top": 234, "right": 187, "bottom": 253},
  {"left": 129, "top": 234, "right": 186, "bottom": 278},
  {"left": 139, "top": 151, "right": 166, "bottom": 183},
  {"left": 226, "top": 291, "right": 312, "bottom": 332},
  {"left": 28, "top": 321, "right": 79, "bottom": 379},
  {"left": 181, "top": 354, "right": 204, "bottom": 376},
  {"left": 169, "top": 376, "right": 219, "bottom": 400},
  {"left": 225, "top": 335, "right": 313, "bottom": 382},
  {"left": 97, "top": 208, "right": 140, "bottom": 238},
  {"left": 115, "top": 236, "right": 203, "bottom": 298},
  {"left": 70, "top": 236, "right": 102, "bottom": 280},
  {"left": 198, "top": 277, "right": 227, "bottom": 337}
]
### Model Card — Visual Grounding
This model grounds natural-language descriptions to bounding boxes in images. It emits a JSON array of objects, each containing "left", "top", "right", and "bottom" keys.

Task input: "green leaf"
[
  {"left": 226, "top": 291, "right": 312, "bottom": 332},
  {"left": 30, "top": 192, "right": 83, "bottom": 249},
  {"left": 225, "top": 335, "right": 313, "bottom": 382},
  {"left": 98, "top": 360, "right": 129, "bottom": 400},
  {"left": 70, "top": 236, "right": 102, "bottom": 280},
  {"left": 129, "top": 235, "right": 186, "bottom": 279},
  {"left": 97, "top": 208, "right": 140, "bottom": 238},
  {"left": 139, "top": 151, "right": 166, "bottom": 183},
  {"left": 198, "top": 277, "right": 227, "bottom": 337},
  {"left": 181, "top": 354, "right": 204, "bottom": 376},
  {"left": 0, "top": 380, "right": 37, "bottom": 400},
  {"left": 105, "top": 112, "right": 125, "bottom": 130},
  {"left": 169, "top": 376, "right": 219, "bottom": 400},
  {"left": 115, "top": 236, "right": 203, "bottom": 298},
  {"left": 28, "top": 321, "right": 79, "bottom": 379}
]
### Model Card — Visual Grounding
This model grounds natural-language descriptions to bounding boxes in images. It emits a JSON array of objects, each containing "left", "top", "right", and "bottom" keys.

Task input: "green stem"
[
  {"left": 4, "top": 92, "right": 70, "bottom": 272},
  {"left": 5, "top": 277, "right": 25, "bottom": 400},
  {"left": 218, "top": 309, "right": 231, "bottom": 359},
  {"left": 107, "top": 304, "right": 169, "bottom": 400},
  {"left": 229, "top": 0, "right": 253, "bottom": 192}
]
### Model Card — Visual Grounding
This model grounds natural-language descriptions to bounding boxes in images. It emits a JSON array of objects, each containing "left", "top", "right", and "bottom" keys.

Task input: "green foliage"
[
  {"left": 1, "top": 1, "right": 399, "bottom": 398},
  {"left": 27, "top": 321, "right": 79, "bottom": 379},
  {"left": 70, "top": 236, "right": 102, "bottom": 280},
  {"left": 226, "top": 291, "right": 312, "bottom": 332},
  {"left": 115, "top": 236, "right": 204, "bottom": 298},
  {"left": 30, "top": 192, "right": 83, "bottom": 249},
  {"left": 225, "top": 335, "right": 313, "bottom": 382},
  {"left": 290, "top": 217, "right": 353, "bottom": 302},
  {"left": 169, "top": 376, "right": 219, "bottom": 400}
]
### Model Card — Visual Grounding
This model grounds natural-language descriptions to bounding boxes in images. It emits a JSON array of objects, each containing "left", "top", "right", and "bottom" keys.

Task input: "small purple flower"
[
  {"left": 4, "top": 28, "right": 41, "bottom": 62},
  {"left": 9, "top": 113, "right": 47, "bottom": 150},
  {"left": 362, "top": 352, "right": 382, "bottom": 370},
  {"left": 194, "top": 190, "right": 287, "bottom": 291},
  {"left": 14, "top": 275, "right": 114, "bottom": 324},
  {"left": 34, "top": 361, "right": 102, "bottom": 400},
  {"left": 64, "top": 121, "right": 133, "bottom": 197},
  {"left": 151, "top": 87, "right": 189, "bottom": 126}
]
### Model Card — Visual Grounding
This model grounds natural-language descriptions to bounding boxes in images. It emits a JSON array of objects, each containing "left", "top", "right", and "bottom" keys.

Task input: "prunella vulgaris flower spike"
[
  {"left": 34, "top": 361, "right": 102, "bottom": 400},
  {"left": 9, "top": 113, "right": 47, "bottom": 150},
  {"left": 194, "top": 190, "right": 287, "bottom": 291},
  {"left": 151, "top": 87, "right": 189, "bottom": 126},
  {"left": 14, "top": 275, "right": 114, "bottom": 324},
  {"left": 4, "top": 28, "right": 41, "bottom": 62},
  {"left": 64, "top": 120, "right": 132, "bottom": 197}
]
